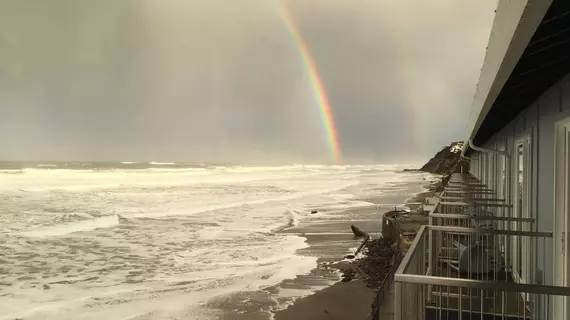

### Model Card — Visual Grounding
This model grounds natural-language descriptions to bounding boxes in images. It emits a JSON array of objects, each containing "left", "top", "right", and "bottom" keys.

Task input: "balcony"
[{"left": 393, "top": 173, "right": 570, "bottom": 320}]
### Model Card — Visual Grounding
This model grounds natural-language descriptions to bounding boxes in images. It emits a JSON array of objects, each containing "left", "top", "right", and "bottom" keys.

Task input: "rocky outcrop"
[{"left": 420, "top": 141, "right": 469, "bottom": 175}]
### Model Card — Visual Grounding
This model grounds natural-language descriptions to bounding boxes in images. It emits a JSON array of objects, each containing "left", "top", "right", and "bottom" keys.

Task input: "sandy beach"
[{"left": 272, "top": 176, "right": 439, "bottom": 320}]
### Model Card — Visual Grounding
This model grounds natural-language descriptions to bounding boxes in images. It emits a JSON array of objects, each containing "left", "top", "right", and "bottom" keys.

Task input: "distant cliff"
[{"left": 420, "top": 141, "right": 468, "bottom": 175}]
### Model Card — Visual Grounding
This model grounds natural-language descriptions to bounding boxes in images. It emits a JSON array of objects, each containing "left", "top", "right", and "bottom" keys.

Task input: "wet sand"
[
  {"left": 205, "top": 176, "right": 438, "bottom": 320},
  {"left": 274, "top": 278, "right": 374, "bottom": 320},
  {"left": 273, "top": 179, "right": 438, "bottom": 320}
]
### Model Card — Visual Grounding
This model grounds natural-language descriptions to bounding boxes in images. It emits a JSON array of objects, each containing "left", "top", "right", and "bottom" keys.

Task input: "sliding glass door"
[{"left": 554, "top": 120, "right": 570, "bottom": 318}]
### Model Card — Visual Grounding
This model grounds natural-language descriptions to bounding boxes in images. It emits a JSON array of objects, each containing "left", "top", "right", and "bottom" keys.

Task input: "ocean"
[{"left": 0, "top": 162, "right": 436, "bottom": 320}]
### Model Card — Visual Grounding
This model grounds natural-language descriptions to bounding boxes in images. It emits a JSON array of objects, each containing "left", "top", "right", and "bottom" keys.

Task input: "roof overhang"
[{"left": 462, "top": 0, "right": 553, "bottom": 155}]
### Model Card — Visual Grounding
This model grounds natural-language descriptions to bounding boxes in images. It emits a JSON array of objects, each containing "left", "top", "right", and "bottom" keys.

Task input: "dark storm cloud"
[{"left": 0, "top": 0, "right": 496, "bottom": 163}]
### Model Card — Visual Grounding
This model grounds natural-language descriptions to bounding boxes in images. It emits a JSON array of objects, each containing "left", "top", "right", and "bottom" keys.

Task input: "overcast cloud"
[{"left": 0, "top": 0, "right": 497, "bottom": 164}]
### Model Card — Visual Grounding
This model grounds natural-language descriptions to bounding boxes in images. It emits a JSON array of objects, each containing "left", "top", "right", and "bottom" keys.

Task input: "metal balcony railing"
[
  {"left": 393, "top": 225, "right": 570, "bottom": 319},
  {"left": 393, "top": 173, "right": 570, "bottom": 320}
]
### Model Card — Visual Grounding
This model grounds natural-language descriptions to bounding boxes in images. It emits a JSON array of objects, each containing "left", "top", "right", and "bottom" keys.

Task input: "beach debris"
[
  {"left": 355, "top": 238, "right": 397, "bottom": 289},
  {"left": 354, "top": 234, "right": 371, "bottom": 256},
  {"left": 310, "top": 210, "right": 318, "bottom": 214},
  {"left": 116, "top": 214, "right": 128, "bottom": 223},
  {"left": 344, "top": 254, "right": 355, "bottom": 260},
  {"left": 341, "top": 268, "right": 356, "bottom": 282},
  {"left": 393, "top": 205, "right": 411, "bottom": 213},
  {"left": 43, "top": 284, "right": 50, "bottom": 290},
  {"left": 398, "top": 233, "right": 415, "bottom": 251},
  {"left": 350, "top": 225, "right": 368, "bottom": 238}
]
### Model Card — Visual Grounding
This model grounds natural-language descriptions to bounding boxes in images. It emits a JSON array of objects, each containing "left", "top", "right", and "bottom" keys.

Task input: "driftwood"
[
  {"left": 345, "top": 235, "right": 370, "bottom": 260},
  {"left": 354, "top": 235, "right": 371, "bottom": 256},
  {"left": 343, "top": 225, "right": 371, "bottom": 260},
  {"left": 351, "top": 224, "right": 368, "bottom": 238}
]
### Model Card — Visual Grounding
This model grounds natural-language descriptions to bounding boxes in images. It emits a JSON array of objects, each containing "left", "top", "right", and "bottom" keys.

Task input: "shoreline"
[{"left": 272, "top": 174, "right": 440, "bottom": 320}]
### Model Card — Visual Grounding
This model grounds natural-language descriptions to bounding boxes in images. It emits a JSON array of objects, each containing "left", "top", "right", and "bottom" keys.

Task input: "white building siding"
[{"left": 470, "top": 74, "right": 570, "bottom": 294}]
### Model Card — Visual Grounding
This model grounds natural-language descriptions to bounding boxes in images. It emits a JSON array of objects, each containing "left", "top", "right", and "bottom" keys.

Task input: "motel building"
[{"left": 392, "top": 0, "right": 570, "bottom": 319}]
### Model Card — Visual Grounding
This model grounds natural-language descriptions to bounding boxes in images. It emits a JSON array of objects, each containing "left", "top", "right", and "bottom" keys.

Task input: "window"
[
  {"left": 498, "top": 149, "right": 507, "bottom": 241},
  {"left": 512, "top": 135, "right": 531, "bottom": 284},
  {"left": 554, "top": 119, "right": 570, "bottom": 317},
  {"left": 516, "top": 144, "right": 524, "bottom": 278},
  {"left": 501, "top": 155, "right": 507, "bottom": 199}
]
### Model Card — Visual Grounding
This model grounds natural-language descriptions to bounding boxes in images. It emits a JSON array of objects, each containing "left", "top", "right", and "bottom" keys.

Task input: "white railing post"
[
  {"left": 394, "top": 281, "right": 402, "bottom": 320},
  {"left": 428, "top": 212, "right": 434, "bottom": 304}
]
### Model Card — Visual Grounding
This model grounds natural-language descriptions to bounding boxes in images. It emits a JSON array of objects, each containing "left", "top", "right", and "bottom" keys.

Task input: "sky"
[{"left": 0, "top": 0, "right": 497, "bottom": 164}]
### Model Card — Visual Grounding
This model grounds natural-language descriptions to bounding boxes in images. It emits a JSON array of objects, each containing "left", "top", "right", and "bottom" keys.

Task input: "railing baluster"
[{"left": 394, "top": 183, "right": 570, "bottom": 319}]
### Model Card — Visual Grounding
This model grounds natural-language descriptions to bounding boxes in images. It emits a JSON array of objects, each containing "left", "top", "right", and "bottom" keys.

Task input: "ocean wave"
[
  {"left": 223, "top": 165, "right": 305, "bottom": 173},
  {"left": 145, "top": 167, "right": 208, "bottom": 173},
  {"left": 0, "top": 164, "right": 434, "bottom": 319},
  {"left": 286, "top": 209, "right": 300, "bottom": 228},
  {"left": 20, "top": 168, "right": 78, "bottom": 175},
  {"left": 130, "top": 180, "right": 360, "bottom": 219},
  {"left": 37, "top": 164, "right": 57, "bottom": 168},
  {"left": 0, "top": 169, "right": 23, "bottom": 174},
  {"left": 20, "top": 215, "right": 119, "bottom": 238},
  {"left": 270, "top": 209, "right": 301, "bottom": 233}
]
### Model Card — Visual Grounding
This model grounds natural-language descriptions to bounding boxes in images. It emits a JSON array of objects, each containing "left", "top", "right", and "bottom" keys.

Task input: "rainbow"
[{"left": 277, "top": 2, "right": 342, "bottom": 163}]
